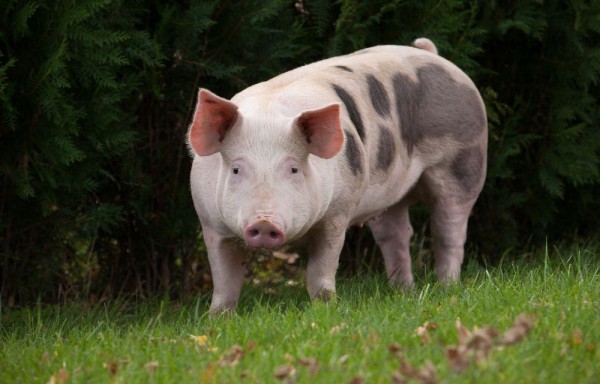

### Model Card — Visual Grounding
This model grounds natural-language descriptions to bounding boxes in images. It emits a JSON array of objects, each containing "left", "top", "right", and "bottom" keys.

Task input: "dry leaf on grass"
[
  {"left": 144, "top": 361, "right": 159, "bottom": 372},
  {"left": 246, "top": 340, "right": 257, "bottom": 351},
  {"left": 298, "top": 357, "right": 320, "bottom": 377},
  {"left": 273, "top": 250, "right": 300, "bottom": 264},
  {"left": 415, "top": 361, "right": 438, "bottom": 384},
  {"left": 499, "top": 313, "right": 535, "bottom": 346},
  {"left": 338, "top": 354, "right": 350, "bottom": 364},
  {"left": 560, "top": 344, "right": 569, "bottom": 357},
  {"left": 367, "top": 331, "right": 380, "bottom": 344},
  {"left": 201, "top": 362, "right": 217, "bottom": 382},
  {"left": 395, "top": 359, "right": 438, "bottom": 384},
  {"left": 103, "top": 362, "right": 118, "bottom": 376},
  {"left": 274, "top": 364, "right": 296, "bottom": 380},
  {"left": 446, "top": 322, "right": 499, "bottom": 372},
  {"left": 398, "top": 359, "right": 416, "bottom": 377},
  {"left": 190, "top": 334, "right": 218, "bottom": 352},
  {"left": 571, "top": 329, "right": 583, "bottom": 346},
  {"left": 444, "top": 346, "right": 471, "bottom": 373},
  {"left": 189, "top": 334, "right": 208, "bottom": 346},
  {"left": 468, "top": 326, "right": 500, "bottom": 356},
  {"left": 349, "top": 376, "right": 364, "bottom": 384},
  {"left": 218, "top": 344, "right": 244, "bottom": 367},
  {"left": 391, "top": 371, "right": 407, "bottom": 384},
  {"left": 47, "top": 368, "right": 69, "bottom": 384},
  {"left": 102, "top": 359, "right": 130, "bottom": 376},
  {"left": 329, "top": 322, "right": 347, "bottom": 335},
  {"left": 416, "top": 321, "right": 438, "bottom": 345},
  {"left": 284, "top": 353, "right": 294, "bottom": 363},
  {"left": 455, "top": 318, "right": 472, "bottom": 346},
  {"left": 389, "top": 342, "right": 403, "bottom": 358},
  {"left": 445, "top": 313, "right": 535, "bottom": 372},
  {"left": 41, "top": 352, "right": 52, "bottom": 363}
]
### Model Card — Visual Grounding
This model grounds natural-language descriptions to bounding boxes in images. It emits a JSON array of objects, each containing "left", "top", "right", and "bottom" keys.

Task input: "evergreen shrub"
[{"left": 1, "top": 0, "right": 598, "bottom": 304}]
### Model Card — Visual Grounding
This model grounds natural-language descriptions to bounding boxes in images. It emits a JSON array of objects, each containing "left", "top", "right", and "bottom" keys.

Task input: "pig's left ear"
[
  {"left": 295, "top": 103, "right": 344, "bottom": 159},
  {"left": 188, "top": 89, "right": 239, "bottom": 156}
]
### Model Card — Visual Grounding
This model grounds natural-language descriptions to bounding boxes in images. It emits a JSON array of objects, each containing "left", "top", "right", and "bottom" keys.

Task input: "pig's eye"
[
  {"left": 291, "top": 167, "right": 298, "bottom": 174},
  {"left": 232, "top": 167, "right": 239, "bottom": 175}
]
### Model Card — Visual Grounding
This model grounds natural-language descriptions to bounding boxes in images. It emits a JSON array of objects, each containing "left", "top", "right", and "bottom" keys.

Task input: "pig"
[{"left": 188, "top": 38, "right": 487, "bottom": 314}]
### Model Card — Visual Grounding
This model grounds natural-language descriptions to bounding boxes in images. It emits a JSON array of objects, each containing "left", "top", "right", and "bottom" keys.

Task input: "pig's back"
[{"left": 232, "top": 45, "right": 445, "bottom": 103}]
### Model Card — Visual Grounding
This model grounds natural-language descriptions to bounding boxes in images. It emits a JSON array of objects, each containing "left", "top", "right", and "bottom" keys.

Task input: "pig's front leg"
[
  {"left": 202, "top": 224, "right": 246, "bottom": 315},
  {"left": 306, "top": 217, "right": 348, "bottom": 302}
]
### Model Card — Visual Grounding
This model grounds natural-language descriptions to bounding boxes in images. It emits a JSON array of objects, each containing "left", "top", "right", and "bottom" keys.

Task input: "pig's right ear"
[
  {"left": 295, "top": 103, "right": 344, "bottom": 159},
  {"left": 188, "top": 89, "right": 239, "bottom": 156}
]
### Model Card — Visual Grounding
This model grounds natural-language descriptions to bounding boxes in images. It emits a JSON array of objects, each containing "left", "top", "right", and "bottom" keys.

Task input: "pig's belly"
[{"left": 350, "top": 162, "right": 424, "bottom": 226}]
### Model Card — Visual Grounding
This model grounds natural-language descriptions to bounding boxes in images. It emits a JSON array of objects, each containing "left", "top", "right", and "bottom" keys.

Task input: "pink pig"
[{"left": 189, "top": 38, "right": 487, "bottom": 314}]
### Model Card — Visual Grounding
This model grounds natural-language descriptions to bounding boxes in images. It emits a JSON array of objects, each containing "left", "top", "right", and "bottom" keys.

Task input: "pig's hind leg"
[
  {"left": 429, "top": 197, "right": 476, "bottom": 283},
  {"left": 368, "top": 200, "right": 415, "bottom": 289},
  {"left": 425, "top": 148, "right": 485, "bottom": 283}
]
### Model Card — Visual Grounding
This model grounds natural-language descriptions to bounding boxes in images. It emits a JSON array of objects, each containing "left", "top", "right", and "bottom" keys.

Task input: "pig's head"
[{"left": 188, "top": 89, "right": 344, "bottom": 250}]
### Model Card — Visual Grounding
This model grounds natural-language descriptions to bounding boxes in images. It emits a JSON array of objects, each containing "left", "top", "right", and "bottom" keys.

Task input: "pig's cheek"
[
  {"left": 220, "top": 178, "right": 246, "bottom": 232},
  {"left": 287, "top": 181, "right": 311, "bottom": 234},
  {"left": 285, "top": 169, "right": 306, "bottom": 188},
  {"left": 284, "top": 175, "right": 306, "bottom": 202}
]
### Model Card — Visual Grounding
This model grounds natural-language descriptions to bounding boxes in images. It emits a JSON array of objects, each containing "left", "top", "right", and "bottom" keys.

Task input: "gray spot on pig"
[
  {"left": 332, "top": 84, "right": 366, "bottom": 142},
  {"left": 392, "top": 64, "right": 486, "bottom": 155},
  {"left": 376, "top": 126, "right": 395, "bottom": 171},
  {"left": 392, "top": 73, "right": 420, "bottom": 154},
  {"left": 367, "top": 75, "right": 391, "bottom": 117},
  {"left": 451, "top": 146, "right": 484, "bottom": 192},
  {"left": 334, "top": 65, "right": 354, "bottom": 72},
  {"left": 344, "top": 130, "right": 362, "bottom": 175}
]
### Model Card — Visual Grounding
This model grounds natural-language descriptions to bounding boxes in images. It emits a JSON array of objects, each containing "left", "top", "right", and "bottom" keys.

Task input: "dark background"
[{"left": 1, "top": 0, "right": 598, "bottom": 305}]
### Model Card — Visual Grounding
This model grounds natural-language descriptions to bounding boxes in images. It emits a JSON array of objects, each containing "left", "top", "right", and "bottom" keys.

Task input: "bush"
[{"left": 1, "top": 0, "right": 598, "bottom": 304}]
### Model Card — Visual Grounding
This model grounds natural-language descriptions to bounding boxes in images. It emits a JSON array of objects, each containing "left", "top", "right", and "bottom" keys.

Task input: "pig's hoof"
[
  {"left": 438, "top": 276, "right": 461, "bottom": 289},
  {"left": 390, "top": 282, "right": 415, "bottom": 292},
  {"left": 208, "top": 304, "right": 237, "bottom": 317},
  {"left": 312, "top": 288, "right": 336, "bottom": 303},
  {"left": 389, "top": 274, "right": 415, "bottom": 291}
]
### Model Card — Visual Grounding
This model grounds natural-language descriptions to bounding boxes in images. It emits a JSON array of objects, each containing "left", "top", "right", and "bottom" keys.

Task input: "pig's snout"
[{"left": 244, "top": 220, "right": 285, "bottom": 250}]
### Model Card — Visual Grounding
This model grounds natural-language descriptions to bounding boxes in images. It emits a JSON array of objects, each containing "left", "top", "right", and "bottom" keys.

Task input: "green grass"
[{"left": 1, "top": 245, "right": 599, "bottom": 383}]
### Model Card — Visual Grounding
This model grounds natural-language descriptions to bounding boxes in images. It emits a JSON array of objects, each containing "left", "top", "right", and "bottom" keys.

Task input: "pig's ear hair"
[
  {"left": 295, "top": 103, "right": 344, "bottom": 159},
  {"left": 188, "top": 89, "right": 239, "bottom": 156}
]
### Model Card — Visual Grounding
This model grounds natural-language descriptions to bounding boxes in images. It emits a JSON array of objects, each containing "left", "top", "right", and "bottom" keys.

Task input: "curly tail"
[{"left": 412, "top": 38, "right": 438, "bottom": 55}]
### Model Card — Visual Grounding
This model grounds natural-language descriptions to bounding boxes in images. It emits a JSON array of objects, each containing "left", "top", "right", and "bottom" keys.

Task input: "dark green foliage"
[
  {"left": 0, "top": 0, "right": 164, "bottom": 303},
  {"left": 473, "top": 0, "right": 600, "bottom": 249},
  {"left": 1, "top": 0, "right": 598, "bottom": 304}
]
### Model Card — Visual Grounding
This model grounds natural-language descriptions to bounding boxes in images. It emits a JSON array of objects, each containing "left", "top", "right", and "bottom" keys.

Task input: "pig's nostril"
[{"left": 244, "top": 221, "right": 285, "bottom": 250}]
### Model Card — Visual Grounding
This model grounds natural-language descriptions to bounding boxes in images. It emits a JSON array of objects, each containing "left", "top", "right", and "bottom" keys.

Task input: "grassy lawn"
[{"left": 1, "top": 245, "right": 598, "bottom": 383}]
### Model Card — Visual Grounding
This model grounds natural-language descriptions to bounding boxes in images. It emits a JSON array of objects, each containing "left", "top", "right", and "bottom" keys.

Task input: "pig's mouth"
[{"left": 243, "top": 215, "right": 286, "bottom": 250}]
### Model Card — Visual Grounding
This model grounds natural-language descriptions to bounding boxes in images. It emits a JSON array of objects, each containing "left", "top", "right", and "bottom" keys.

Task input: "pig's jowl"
[{"left": 188, "top": 39, "right": 487, "bottom": 314}]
